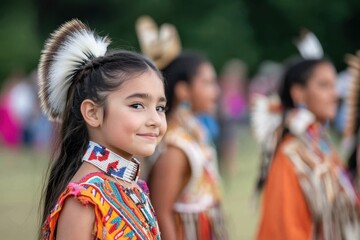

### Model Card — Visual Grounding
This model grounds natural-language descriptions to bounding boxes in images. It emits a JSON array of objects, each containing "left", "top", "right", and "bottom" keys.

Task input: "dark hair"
[
  {"left": 279, "top": 58, "right": 331, "bottom": 110},
  {"left": 255, "top": 58, "right": 333, "bottom": 193},
  {"left": 39, "top": 50, "right": 162, "bottom": 237},
  {"left": 162, "top": 52, "right": 208, "bottom": 113}
]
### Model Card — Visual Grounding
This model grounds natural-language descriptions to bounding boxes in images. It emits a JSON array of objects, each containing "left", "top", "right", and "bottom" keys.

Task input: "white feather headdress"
[
  {"left": 295, "top": 29, "right": 324, "bottom": 59},
  {"left": 136, "top": 16, "right": 181, "bottom": 70},
  {"left": 38, "top": 19, "right": 110, "bottom": 121}
]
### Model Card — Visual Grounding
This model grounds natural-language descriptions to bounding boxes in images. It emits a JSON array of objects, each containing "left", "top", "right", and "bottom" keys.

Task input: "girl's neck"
[{"left": 82, "top": 141, "right": 140, "bottom": 183}]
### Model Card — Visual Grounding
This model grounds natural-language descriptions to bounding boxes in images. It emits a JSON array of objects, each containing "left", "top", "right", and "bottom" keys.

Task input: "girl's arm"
[
  {"left": 149, "top": 146, "right": 191, "bottom": 240},
  {"left": 56, "top": 197, "right": 95, "bottom": 240}
]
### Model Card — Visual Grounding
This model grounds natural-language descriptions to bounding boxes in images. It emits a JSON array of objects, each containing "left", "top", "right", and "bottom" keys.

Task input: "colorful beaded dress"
[{"left": 42, "top": 141, "right": 161, "bottom": 240}]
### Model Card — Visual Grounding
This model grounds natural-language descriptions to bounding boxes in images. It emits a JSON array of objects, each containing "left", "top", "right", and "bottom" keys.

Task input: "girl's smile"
[{"left": 136, "top": 132, "right": 159, "bottom": 140}]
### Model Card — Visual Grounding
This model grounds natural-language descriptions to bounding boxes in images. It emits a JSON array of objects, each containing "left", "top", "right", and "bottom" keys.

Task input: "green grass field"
[{"left": 0, "top": 127, "right": 261, "bottom": 239}]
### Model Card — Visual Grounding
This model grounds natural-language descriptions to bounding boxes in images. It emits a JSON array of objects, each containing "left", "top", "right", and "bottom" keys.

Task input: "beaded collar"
[{"left": 82, "top": 141, "right": 140, "bottom": 183}]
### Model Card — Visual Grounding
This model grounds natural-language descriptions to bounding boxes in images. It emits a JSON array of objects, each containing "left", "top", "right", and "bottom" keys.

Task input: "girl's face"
[
  {"left": 301, "top": 62, "right": 338, "bottom": 122},
  {"left": 98, "top": 70, "right": 167, "bottom": 159},
  {"left": 189, "top": 62, "right": 220, "bottom": 114}
]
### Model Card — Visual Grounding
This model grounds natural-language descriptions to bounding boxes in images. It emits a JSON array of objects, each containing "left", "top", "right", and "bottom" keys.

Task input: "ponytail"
[{"left": 38, "top": 19, "right": 162, "bottom": 239}]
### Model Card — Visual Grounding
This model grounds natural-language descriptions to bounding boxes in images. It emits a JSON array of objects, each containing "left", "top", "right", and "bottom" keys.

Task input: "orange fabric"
[
  {"left": 42, "top": 173, "right": 160, "bottom": 240},
  {"left": 257, "top": 137, "right": 313, "bottom": 240}
]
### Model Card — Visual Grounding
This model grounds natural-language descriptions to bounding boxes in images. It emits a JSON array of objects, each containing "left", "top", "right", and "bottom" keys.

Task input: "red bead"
[{"left": 151, "top": 226, "right": 158, "bottom": 235}]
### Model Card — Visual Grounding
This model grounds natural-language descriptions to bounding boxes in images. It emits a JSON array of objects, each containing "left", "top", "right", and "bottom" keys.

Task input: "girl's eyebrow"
[{"left": 126, "top": 93, "right": 167, "bottom": 102}]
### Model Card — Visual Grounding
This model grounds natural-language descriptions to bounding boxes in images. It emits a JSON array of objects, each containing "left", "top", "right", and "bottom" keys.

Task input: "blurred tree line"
[{"left": 0, "top": 0, "right": 359, "bottom": 83}]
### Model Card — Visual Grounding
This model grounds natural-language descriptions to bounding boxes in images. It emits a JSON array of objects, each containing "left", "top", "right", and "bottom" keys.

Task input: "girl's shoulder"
[{"left": 47, "top": 172, "right": 107, "bottom": 217}]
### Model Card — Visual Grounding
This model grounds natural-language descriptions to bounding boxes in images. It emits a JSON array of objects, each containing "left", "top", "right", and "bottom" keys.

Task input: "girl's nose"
[{"left": 147, "top": 108, "right": 162, "bottom": 127}]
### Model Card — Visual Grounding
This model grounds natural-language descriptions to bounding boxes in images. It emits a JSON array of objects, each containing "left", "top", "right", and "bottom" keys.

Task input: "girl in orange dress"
[
  {"left": 38, "top": 19, "right": 166, "bottom": 239},
  {"left": 252, "top": 59, "right": 360, "bottom": 240}
]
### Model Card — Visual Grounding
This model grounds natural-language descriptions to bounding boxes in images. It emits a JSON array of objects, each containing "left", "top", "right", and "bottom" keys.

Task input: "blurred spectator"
[
  {"left": 218, "top": 58, "right": 248, "bottom": 175},
  {"left": 249, "top": 60, "right": 283, "bottom": 97},
  {"left": 26, "top": 71, "right": 53, "bottom": 150},
  {"left": 0, "top": 70, "right": 53, "bottom": 150},
  {"left": 334, "top": 69, "right": 351, "bottom": 134},
  {"left": 0, "top": 71, "right": 28, "bottom": 148}
]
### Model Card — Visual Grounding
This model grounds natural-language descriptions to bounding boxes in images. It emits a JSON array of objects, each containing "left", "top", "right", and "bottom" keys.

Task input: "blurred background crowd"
[{"left": 1, "top": 0, "right": 360, "bottom": 239}]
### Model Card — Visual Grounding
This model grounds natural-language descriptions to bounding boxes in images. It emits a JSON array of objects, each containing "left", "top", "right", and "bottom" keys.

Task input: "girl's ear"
[
  {"left": 80, "top": 99, "right": 103, "bottom": 127},
  {"left": 290, "top": 84, "right": 306, "bottom": 106},
  {"left": 174, "top": 82, "right": 190, "bottom": 102}
]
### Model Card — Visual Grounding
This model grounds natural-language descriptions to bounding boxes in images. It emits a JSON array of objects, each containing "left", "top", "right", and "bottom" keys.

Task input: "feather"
[
  {"left": 343, "top": 52, "right": 360, "bottom": 141},
  {"left": 136, "top": 15, "right": 181, "bottom": 70},
  {"left": 295, "top": 29, "right": 324, "bottom": 59},
  {"left": 250, "top": 94, "right": 282, "bottom": 144},
  {"left": 38, "top": 19, "right": 110, "bottom": 121},
  {"left": 287, "top": 108, "right": 315, "bottom": 136}
]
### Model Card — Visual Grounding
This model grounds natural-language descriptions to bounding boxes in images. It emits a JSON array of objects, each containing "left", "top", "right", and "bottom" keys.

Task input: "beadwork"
[{"left": 82, "top": 141, "right": 140, "bottom": 183}]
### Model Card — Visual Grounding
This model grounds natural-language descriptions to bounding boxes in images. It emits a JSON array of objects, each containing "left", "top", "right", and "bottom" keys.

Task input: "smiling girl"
[{"left": 38, "top": 19, "right": 166, "bottom": 240}]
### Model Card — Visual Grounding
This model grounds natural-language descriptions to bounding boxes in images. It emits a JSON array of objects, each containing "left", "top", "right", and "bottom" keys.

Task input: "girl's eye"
[
  {"left": 130, "top": 103, "right": 144, "bottom": 109},
  {"left": 156, "top": 105, "right": 168, "bottom": 113}
]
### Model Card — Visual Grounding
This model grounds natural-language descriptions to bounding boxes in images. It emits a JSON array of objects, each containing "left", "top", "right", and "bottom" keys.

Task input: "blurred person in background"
[
  {"left": 149, "top": 52, "right": 227, "bottom": 240},
  {"left": 252, "top": 58, "right": 360, "bottom": 240},
  {"left": 218, "top": 58, "right": 248, "bottom": 175},
  {"left": 136, "top": 16, "right": 227, "bottom": 240},
  {"left": 26, "top": 70, "right": 53, "bottom": 151},
  {"left": 0, "top": 71, "right": 34, "bottom": 148},
  {"left": 0, "top": 70, "right": 53, "bottom": 151},
  {"left": 334, "top": 69, "right": 351, "bottom": 134},
  {"left": 248, "top": 60, "right": 283, "bottom": 98}
]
